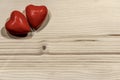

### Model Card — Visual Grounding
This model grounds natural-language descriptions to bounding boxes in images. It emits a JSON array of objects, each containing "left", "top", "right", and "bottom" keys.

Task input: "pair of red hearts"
[{"left": 5, "top": 4, "right": 48, "bottom": 37}]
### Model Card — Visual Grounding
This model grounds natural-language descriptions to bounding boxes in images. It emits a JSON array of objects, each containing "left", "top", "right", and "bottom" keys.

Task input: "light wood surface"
[{"left": 0, "top": 0, "right": 120, "bottom": 80}]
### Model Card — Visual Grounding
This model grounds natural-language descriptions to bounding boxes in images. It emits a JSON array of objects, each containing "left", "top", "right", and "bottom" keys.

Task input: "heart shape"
[
  {"left": 5, "top": 11, "right": 31, "bottom": 36},
  {"left": 25, "top": 4, "right": 48, "bottom": 30}
]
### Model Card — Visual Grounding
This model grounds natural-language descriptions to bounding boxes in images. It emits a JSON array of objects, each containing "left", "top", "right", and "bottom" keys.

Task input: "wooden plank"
[
  {"left": 2, "top": 35, "right": 120, "bottom": 55},
  {"left": 0, "top": 55, "right": 119, "bottom": 80},
  {"left": 0, "top": 55, "right": 119, "bottom": 70}
]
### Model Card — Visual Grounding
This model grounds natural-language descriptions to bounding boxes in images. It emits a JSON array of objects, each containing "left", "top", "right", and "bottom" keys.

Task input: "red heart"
[
  {"left": 5, "top": 11, "right": 31, "bottom": 37},
  {"left": 25, "top": 4, "right": 48, "bottom": 30}
]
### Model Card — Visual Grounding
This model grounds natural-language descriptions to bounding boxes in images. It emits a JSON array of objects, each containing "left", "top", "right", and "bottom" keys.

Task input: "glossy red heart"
[
  {"left": 25, "top": 4, "right": 48, "bottom": 30},
  {"left": 5, "top": 11, "right": 31, "bottom": 37}
]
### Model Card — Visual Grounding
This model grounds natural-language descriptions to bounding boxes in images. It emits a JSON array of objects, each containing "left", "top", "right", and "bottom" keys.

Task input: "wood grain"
[
  {"left": 0, "top": 0, "right": 120, "bottom": 80},
  {"left": 0, "top": 55, "right": 120, "bottom": 80}
]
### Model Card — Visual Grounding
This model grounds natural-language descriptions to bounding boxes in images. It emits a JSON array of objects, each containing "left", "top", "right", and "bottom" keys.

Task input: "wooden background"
[{"left": 0, "top": 0, "right": 120, "bottom": 80}]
